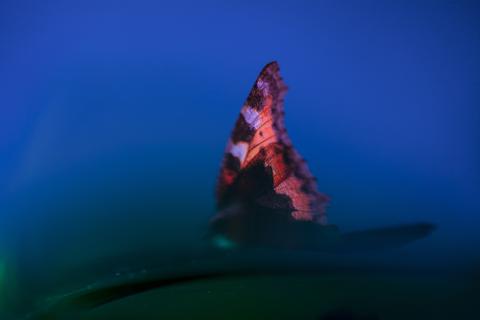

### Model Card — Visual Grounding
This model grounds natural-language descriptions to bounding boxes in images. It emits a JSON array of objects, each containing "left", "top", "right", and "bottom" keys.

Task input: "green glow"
[
  {"left": 0, "top": 259, "right": 4, "bottom": 308},
  {"left": 0, "top": 259, "right": 4, "bottom": 288},
  {"left": 212, "top": 235, "right": 237, "bottom": 250}
]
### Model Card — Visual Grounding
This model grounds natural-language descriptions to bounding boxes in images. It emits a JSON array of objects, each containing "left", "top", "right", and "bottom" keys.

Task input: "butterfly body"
[{"left": 211, "top": 159, "right": 339, "bottom": 249}]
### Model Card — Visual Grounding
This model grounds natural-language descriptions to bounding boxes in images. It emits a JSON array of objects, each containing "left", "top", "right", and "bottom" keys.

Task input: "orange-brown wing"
[{"left": 216, "top": 61, "right": 329, "bottom": 223}]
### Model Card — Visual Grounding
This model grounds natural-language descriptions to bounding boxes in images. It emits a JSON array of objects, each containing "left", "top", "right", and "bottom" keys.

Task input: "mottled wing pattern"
[{"left": 216, "top": 62, "right": 329, "bottom": 223}]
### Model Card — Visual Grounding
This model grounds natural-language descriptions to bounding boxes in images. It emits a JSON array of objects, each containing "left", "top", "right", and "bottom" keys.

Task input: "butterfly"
[{"left": 209, "top": 61, "right": 434, "bottom": 251}]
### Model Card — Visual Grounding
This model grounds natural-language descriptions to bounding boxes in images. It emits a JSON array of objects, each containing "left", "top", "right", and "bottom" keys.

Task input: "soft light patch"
[
  {"left": 212, "top": 235, "right": 237, "bottom": 250},
  {"left": 0, "top": 259, "right": 5, "bottom": 307},
  {"left": 0, "top": 260, "right": 3, "bottom": 288}
]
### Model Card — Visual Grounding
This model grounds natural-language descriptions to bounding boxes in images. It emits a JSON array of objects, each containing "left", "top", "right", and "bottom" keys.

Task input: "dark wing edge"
[{"left": 259, "top": 62, "right": 329, "bottom": 223}]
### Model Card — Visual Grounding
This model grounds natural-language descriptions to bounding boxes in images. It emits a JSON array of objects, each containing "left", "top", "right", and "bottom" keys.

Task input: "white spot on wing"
[
  {"left": 257, "top": 79, "right": 269, "bottom": 96},
  {"left": 241, "top": 107, "right": 260, "bottom": 129},
  {"left": 229, "top": 141, "right": 249, "bottom": 164},
  {"left": 257, "top": 79, "right": 267, "bottom": 90}
]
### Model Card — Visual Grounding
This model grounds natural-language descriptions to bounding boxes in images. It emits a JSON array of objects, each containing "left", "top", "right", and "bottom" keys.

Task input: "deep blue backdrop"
[{"left": 0, "top": 0, "right": 479, "bottom": 306}]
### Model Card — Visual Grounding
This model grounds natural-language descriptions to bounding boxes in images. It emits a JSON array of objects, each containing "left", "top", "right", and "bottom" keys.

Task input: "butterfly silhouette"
[{"left": 209, "top": 61, "right": 434, "bottom": 251}]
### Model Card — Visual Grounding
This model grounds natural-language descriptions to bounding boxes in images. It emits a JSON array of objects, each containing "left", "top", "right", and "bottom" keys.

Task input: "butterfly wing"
[{"left": 215, "top": 62, "right": 329, "bottom": 224}]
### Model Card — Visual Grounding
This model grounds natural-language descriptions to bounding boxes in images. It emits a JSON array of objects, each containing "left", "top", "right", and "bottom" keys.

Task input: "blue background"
[{"left": 0, "top": 0, "right": 479, "bottom": 311}]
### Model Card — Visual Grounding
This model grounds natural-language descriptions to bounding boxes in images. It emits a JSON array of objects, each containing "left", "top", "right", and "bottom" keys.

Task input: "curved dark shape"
[
  {"left": 35, "top": 256, "right": 414, "bottom": 318},
  {"left": 210, "top": 61, "right": 435, "bottom": 251}
]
